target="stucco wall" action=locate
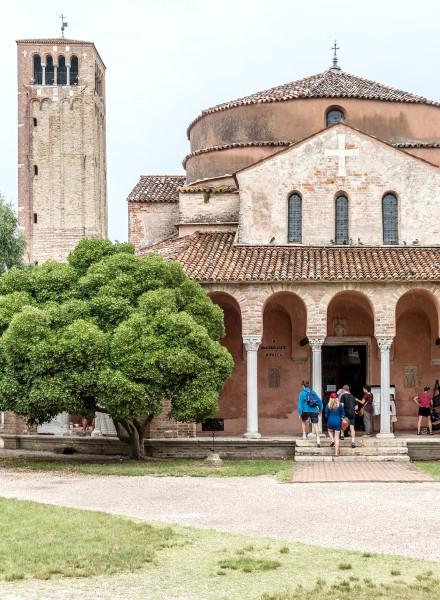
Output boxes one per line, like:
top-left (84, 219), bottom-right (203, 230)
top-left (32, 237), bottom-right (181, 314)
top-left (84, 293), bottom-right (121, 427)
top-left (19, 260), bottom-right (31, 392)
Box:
top-left (179, 191), bottom-right (239, 224)
top-left (187, 97), bottom-right (440, 182)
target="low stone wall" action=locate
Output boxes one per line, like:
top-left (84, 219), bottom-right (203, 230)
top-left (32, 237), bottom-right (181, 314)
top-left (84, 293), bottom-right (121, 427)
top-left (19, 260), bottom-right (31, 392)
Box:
top-left (144, 438), bottom-right (296, 460)
top-left (1, 434), bottom-right (130, 456)
top-left (407, 439), bottom-right (440, 461)
top-left (2, 434), bottom-right (439, 461)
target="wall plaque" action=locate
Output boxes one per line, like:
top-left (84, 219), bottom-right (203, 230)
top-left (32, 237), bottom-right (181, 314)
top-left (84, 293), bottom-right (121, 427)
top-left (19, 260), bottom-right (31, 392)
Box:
top-left (268, 367), bottom-right (281, 388)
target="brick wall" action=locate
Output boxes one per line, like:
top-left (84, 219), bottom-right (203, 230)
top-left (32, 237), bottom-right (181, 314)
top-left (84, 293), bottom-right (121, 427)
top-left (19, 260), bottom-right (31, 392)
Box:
top-left (3, 412), bottom-right (37, 435)
top-left (17, 39), bottom-right (107, 264)
top-left (146, 400), bottom-right (196, 438)
top-left (128, 202), bottom-right (179, 251)
top-left (236, 124), bottom-right (440, 246)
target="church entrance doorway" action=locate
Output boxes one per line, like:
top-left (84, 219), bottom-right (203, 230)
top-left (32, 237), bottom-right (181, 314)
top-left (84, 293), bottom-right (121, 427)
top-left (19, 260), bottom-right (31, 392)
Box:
top-left (322, 344), bottom-right (367, 431)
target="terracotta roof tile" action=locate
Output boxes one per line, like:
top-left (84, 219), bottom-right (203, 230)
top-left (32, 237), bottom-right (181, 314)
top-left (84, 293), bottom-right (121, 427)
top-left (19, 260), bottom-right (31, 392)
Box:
top-left (126, 175), bottom-right (185, 204)
top-left (187, 70), bottom-right (439, 137)
top-left (139, 231), bottom-right (440, 282)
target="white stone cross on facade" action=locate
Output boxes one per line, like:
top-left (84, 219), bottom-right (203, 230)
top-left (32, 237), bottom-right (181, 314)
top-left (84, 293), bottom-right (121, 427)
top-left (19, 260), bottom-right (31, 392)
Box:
top-left (22, 50), bottom-right (27, 57)
top-left (82, 52), bottom-right (87, 59)
top-left (325, 133), bottom-right (359, 176)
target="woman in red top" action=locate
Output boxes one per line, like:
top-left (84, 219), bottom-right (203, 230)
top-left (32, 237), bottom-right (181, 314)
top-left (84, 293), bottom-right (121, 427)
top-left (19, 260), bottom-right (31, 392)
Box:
top-left (414, 386), bottom-right (433, 435)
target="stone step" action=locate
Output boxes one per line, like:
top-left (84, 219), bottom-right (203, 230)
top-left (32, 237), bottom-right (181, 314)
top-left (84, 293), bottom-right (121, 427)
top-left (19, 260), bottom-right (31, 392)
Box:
top-left (295, 455), bottom-right (410, 462)
top-left (296, 438), bottom-right (408, 448)
top-left (295, 446), bottom-right (408, 456)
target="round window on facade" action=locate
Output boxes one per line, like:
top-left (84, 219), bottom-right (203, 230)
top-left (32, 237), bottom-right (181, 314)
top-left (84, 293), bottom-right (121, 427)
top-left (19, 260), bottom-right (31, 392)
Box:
top-left (327, 109), bottom-right (344, 127)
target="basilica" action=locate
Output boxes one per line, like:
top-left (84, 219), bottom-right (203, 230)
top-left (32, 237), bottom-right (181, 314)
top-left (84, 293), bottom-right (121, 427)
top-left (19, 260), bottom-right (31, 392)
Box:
top-left (128, 52), bottom-right (440, 438)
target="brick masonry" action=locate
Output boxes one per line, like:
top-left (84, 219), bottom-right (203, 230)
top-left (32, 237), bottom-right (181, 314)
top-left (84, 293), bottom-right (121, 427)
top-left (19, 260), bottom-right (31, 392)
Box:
top-left (236, 124), bottom-right (440, 247)
top-left (17, 39), bottom-right (108, 264)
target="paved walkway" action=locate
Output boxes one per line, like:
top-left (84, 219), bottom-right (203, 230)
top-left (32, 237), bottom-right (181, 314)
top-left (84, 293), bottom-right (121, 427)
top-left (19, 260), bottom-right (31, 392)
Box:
top-left (292, 461), bottom-right (437, 482)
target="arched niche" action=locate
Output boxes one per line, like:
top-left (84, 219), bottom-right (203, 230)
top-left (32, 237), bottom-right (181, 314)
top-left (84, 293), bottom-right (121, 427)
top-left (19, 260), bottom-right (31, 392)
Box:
top-left (203, 292), bottom-right (245, 434)
top-left (393, 290), bottom-right (440, 429)
top-left (326, 290), bottom-right (374, 337)
top-left (259, 292), bottom-right (308, 435)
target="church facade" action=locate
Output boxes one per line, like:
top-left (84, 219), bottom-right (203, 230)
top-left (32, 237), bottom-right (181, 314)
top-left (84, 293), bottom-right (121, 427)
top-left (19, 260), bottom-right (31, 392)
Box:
top-left (128, 56), bottom-right (440, 438)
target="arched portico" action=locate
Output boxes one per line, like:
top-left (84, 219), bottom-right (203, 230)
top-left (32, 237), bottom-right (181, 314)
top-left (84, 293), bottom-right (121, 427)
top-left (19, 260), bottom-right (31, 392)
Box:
top-left (256, 292), bottom-right (308, 435)
top-left (202, 291), bottom-right (246, 435)
top-left (393, 289), bottom-right (440, 430)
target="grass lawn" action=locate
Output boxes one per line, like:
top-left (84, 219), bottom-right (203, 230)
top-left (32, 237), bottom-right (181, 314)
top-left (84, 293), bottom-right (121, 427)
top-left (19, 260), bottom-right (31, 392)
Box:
top-left (0, 455), bottom-right (294, 481)
top-left (0, 497), bottom-right (438, 600)
top-left (413, 461), bottom-right (440, 480)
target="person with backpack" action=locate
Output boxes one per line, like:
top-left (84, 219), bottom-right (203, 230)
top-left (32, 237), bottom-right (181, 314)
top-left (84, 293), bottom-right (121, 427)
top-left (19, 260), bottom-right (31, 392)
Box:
top-left (298, 380), bottom-right (323, 445)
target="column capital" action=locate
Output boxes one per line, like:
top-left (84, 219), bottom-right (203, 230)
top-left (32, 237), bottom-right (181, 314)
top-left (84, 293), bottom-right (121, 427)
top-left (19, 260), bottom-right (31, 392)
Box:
top-left (377, 338), bottom-right (393, 352)
top-left (243, 335), bottom-right (262, 352)
top-left (309, 338), bottom-right (325, 350)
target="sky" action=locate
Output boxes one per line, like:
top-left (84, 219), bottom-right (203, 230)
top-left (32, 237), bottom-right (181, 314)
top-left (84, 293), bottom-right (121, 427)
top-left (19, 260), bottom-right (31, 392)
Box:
top-left (1, 0), bottom-right (440, 243)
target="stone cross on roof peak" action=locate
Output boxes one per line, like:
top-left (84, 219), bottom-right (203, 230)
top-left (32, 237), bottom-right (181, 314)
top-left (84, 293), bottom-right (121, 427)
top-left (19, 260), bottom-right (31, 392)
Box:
top-left (329, 40), bottom-right (341, 73)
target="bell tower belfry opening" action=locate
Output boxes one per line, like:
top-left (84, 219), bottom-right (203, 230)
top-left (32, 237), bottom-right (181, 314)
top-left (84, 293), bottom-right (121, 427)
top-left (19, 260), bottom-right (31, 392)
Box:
top-left (17, 36), bottom-right (108, 264)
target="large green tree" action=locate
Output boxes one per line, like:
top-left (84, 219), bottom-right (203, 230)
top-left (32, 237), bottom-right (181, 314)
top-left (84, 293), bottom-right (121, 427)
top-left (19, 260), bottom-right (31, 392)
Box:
top-left (0, 238), bottom-right (233, 458)
top-left (0, 192), bottom-right (26, 272)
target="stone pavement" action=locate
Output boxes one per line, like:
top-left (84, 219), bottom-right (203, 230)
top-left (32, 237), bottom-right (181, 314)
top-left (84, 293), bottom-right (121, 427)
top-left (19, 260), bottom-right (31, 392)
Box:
top-left (292, 460), bottom-right (437, 482)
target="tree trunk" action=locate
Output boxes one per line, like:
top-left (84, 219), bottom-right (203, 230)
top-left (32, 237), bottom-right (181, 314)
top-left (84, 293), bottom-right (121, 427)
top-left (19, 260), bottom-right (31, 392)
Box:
top-left (113, 416), bottom-right (153, 460)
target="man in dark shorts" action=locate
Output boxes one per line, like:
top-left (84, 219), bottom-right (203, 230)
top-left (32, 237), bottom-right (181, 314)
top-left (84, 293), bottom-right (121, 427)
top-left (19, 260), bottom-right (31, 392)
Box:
top-left (339, 384), bottom-right (357, 448)
top-left (298, 380), bottom-right (323, 446)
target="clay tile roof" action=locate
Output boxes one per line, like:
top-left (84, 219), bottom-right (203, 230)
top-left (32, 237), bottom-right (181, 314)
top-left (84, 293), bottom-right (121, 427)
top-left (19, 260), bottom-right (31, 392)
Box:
top-left (138, 231), bottom-right (440, 282)
top-left (126, 175), bottom-right (186, 204)
top-left (187, 70), bottom-right (439, 137)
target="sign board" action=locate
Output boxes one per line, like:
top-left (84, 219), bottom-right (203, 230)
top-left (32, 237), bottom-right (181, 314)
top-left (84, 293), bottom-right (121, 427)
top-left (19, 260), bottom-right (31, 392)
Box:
top-left (370, 386), bottom-right (395, 416)
top-left (202, 418), bottom-right (224, 432)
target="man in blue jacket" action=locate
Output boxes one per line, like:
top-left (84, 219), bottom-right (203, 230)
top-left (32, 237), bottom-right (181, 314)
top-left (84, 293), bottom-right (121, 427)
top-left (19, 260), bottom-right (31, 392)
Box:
top-left (298, 380), bottom-right (323, 445)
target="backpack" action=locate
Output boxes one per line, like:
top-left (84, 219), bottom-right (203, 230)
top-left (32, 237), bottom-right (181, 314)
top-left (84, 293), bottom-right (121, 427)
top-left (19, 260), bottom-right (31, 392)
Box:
top-left (306, 389), bottom-right (320, 408)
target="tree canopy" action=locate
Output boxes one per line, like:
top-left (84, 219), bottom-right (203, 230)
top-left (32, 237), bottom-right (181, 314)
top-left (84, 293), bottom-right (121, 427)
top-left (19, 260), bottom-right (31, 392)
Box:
top-left (0, 238), bottom-right (233, 458)
top-left (0, 192), bottom-right (26, 272)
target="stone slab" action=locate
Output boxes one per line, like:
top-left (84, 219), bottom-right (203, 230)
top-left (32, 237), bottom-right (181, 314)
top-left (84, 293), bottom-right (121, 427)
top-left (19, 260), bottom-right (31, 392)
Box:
top-left (292, 461), bottom-right (436, 482)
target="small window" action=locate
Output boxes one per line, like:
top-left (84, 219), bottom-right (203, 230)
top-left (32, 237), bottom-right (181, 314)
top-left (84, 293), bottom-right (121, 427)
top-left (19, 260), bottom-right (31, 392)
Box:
top-left (288, 193), bottom-right (302, 242)
top-left (327, 109), bottom-right (344, 127)
top-left (70, 56), bottom-right (79, 85)
top-left (33, 118), bottom-right (37, 126)
top-left (46, 55), bottom-right (54, 85)
top-left (383, 193), bottom-right (398, 244)
top-left (33, 55), bottom-right (42, 84)
top-left (58, 56), bottom-right (67, 85)
top-left (33, 213), bottom-right (38, 224)
top-left (335, 195), bottom-right (348, 244)
top-left (34, 165), bottom-right (38, 175)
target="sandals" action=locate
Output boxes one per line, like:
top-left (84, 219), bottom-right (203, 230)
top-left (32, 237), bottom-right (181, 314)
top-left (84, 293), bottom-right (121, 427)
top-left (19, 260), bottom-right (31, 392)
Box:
top-left (330, 441), bottom-right (335, 447)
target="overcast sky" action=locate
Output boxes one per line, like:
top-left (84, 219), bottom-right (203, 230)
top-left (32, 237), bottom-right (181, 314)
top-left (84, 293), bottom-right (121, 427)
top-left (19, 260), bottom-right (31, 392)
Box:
top-left (1, 0), bottom-right (440, 242)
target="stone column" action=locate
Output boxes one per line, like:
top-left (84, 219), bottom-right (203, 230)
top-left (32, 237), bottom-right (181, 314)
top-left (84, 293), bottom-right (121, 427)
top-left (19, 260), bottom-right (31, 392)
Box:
top-left (66, 65), bottom-right (70, 85)
top-left (91, 411), bottom-right (103, 437)
top-left (376, 338), bottom-right (394, 438)
top-left (54, 66), bottom-right (58, 85)
top-left (42, 65), bottom-right (46, 86)
top-left (309, 338), bottom-right (325, 436)
top-left (243, 335), bottom-right (262, 439)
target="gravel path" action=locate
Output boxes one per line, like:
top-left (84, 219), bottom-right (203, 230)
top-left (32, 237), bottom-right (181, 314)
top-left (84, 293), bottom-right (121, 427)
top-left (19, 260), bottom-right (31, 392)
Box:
top-left (1, 469), bottom-right (440, 560)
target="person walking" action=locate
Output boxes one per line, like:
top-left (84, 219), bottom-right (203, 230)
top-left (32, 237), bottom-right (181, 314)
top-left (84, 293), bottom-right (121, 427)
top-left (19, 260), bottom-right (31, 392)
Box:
top-left (339, 384), bottom-right (358, 448)
top-left (358, 385), bottom-right (374, 437)
top-left (414, 386), bottom-right (433, 435)
top-left (325, 392), bottom-right (345, 457)
top-left (390, 393), bottom-right (397, 434)
top-left (298, 380), bottom-right (323, 446)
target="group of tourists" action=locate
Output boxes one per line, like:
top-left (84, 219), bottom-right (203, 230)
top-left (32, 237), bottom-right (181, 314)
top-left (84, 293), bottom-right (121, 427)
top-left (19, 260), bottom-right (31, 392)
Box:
top-left (299, 380), bottom-right (436, 457)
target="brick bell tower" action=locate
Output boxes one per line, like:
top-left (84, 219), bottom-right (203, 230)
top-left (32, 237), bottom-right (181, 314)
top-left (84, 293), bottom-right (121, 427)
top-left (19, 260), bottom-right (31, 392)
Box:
top-left (17, 37), bottom-right (108, 264)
